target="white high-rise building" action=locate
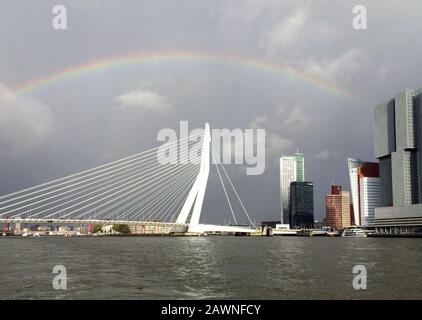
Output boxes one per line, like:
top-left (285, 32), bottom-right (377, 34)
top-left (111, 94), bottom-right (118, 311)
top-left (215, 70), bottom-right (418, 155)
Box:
top-left (280, 153), bottom-right (304, 224)
top-left (348, 159), bottom-right (362, 226)
top-left (347, 158), bottom-right (380, 226)
top-left (360, 177), bottom-right (381, 225)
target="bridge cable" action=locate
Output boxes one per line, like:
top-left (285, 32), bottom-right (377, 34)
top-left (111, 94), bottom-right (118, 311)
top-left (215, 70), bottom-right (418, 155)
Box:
top-left (210, 144), bottom-right (254, 226)
top-left (141, 169), bottom-right (199, 222)
top-left (113, 166), bottom-right (199, 222)
top-left (20, 151), bottom-right (200, 219)
top-left (80, 164), bottom-right (199, 221)
top-left (98, 165), bottom-right (198, 221)
top-left (4, 147), bottom-right (199, 219)
top-left (0, 132), bottom-right (202, 204)
top-left (210, 145), bottom-right (237, 225)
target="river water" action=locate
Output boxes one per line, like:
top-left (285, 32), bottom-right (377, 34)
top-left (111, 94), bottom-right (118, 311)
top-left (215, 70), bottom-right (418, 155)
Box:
top-left (0, 236), bottom-right (421, 299)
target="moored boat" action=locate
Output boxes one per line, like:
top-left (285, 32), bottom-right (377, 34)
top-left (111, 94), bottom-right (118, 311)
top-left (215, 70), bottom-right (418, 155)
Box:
top-left (341, 228), bottom-right (367, 237)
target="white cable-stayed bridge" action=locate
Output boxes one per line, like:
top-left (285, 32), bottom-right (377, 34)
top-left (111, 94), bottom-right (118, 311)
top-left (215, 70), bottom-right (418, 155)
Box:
top-left (0, 123), bottom-right (256, 234)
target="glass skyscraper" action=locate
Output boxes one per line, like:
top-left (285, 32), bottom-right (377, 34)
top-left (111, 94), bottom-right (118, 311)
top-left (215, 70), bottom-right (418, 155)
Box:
top-left (289, 181), bottom-right (314, 228)
top-left (295, 153), bottom-right (304, 181)
top-left (280, 152), bottom-right (304, 224)
top-left (373, 87), bottom-right (422, 233)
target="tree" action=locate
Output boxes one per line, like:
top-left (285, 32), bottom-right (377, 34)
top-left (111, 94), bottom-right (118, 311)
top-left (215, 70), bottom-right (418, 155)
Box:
top-left (112, 224), bottom-right (131, 235)
top-left (92, 224), bottom-right (103, 234)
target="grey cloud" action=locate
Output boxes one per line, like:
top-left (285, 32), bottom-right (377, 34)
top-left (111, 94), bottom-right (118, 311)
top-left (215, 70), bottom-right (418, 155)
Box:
top-left (314, 150), bottom-right (338, 160)
top-left (0, 84), bottom-right (55, 157)
top-left (1, 0), bottom-right (422, 222)
top-left (282, 108), bottom-right (311, 128)
top-left (116, 88), bottom-right (171, 111)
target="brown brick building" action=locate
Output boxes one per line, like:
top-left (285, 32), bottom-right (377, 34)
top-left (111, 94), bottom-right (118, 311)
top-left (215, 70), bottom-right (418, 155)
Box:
top-left (325, 185), bottom-right (351, 229)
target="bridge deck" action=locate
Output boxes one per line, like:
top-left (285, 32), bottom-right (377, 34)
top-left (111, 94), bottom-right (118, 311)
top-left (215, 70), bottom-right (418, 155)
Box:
top-left (0, 219), bottom-right (256, 234)
top-left (0, 218), bottom-right (182, 226)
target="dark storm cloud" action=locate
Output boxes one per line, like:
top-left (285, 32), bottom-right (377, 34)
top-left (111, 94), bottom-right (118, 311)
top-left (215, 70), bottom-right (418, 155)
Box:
top-left (1, 0), bottom-right (422, 223)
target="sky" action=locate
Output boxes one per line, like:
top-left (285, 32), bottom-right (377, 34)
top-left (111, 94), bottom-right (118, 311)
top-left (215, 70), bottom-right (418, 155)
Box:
top-left (1, 0), bottom-right (422, 224)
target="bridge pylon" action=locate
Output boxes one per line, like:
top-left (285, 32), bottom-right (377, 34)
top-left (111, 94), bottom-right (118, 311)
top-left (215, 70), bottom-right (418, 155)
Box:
top-left (175, 123), bottom-right (211, 233)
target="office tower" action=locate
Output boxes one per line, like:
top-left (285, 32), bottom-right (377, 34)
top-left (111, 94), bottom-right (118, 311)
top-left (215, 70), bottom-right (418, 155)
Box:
top-left (373, 87), bottom-right (422, 233)
top-left (360, 177), bottom-right (380, 225)
top-left (331, 185), bottom-right (342, 194)
top-left (348, 159), bottom-right (380, 226)
top-left (326, 194), bottom-right (341, 229)
top-left (350, 204), bottom-right (355, 225)
top-left (348, 159), bottom-right (361, 223)
top-left (289, 181), bottom-right (314, 228)
top-left (279, 152), bottom-right (305, 224)
top-left (295, 153), bottom-right (305, 181)
top-left (325, 186), bottom-right (351, 229)
top-left (341, 191), bottom-right (351, 227)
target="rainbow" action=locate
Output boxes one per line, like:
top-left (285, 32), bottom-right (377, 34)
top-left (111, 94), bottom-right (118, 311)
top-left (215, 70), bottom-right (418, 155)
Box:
top-left (11, 50), bottom-right (353, 98)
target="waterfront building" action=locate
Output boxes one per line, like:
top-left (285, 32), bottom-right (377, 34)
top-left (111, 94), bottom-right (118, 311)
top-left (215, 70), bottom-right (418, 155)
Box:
top-left (128, 223), bottom-right (173, 234)
top-left (279, 152), bottom-right (304, 224)
top-left (348, 159), bottom-right (360, 223)
top-left (373, 87), bottom-right (422, 233)
top-left (325, 185), bottom-right (351, 229)
top-left (275, 224), bottom-right (290, 230)
top-left (295, 152), bottom-right (305, 181)
top-left (261, 221), bottom-right (280, 229)
top-left (360, 177), bottom-right (381, 225)
top-left (341, 191), bottom-right (351, 228)
top-left (348, 159), bottom-right (380, 226)
top-left (289, 181), bottom-right (314, 228)
top-left (350, 203), bottom-right (355, 225)
top-left (326, 194), bottom-right (341, 229)
top-left (331, 185), bottom-right (342, 195)
top-left (313, 220), bottom-right (324, 229)
top-left (38, 226), bottom-right (52, 232)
